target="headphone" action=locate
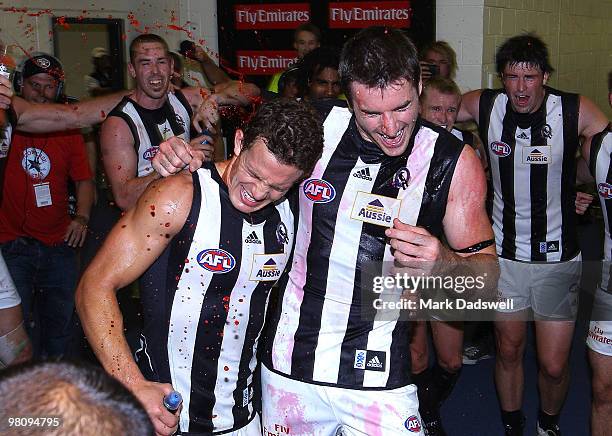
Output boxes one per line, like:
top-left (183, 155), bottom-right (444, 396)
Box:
top-left (14, 53), bottom-right (65, 102)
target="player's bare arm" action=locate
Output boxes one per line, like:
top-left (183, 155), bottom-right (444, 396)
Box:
top-left (76, 172), bottom-right (192, 435)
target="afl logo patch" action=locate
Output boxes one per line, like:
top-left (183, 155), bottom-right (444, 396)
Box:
top-left (598, 183), bottom-right (612, 199)
top-left (404, 415), bottom-right (422, 432)
top-left (197, 249), bottom-right (236, 273)
top-left (303, 179), bottom-right (336, 203)
top-left (142, 147), bottom-right (159, 161)
top-left (490, 141), bottom-right (511, 157)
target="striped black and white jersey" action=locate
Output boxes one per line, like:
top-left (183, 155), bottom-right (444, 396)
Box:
top-left (478, 87), bottom-right (580, 262)
top-left (451, 127), bottom-right (474, 146)
top-left (590, 124), bottom-right (612, 290)
top-left (108, 91), bottom-right (192, 177)
top-left (263, 105), bottom-right (464, 390)
top-left (134, 163), bottom-right (295, 433)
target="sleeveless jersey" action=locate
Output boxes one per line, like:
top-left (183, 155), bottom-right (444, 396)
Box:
top-left (263, 104), bottom-right (464, 390)
top-left (478, 87), bottom-right (580, 262)
top-left (134, 163), bottom-right (295, 433)
top-left (108, 91), bottom-right (192, 176)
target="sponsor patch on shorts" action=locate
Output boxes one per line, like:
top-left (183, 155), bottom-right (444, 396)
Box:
top-left (354, 349), bottom-right (386, 371)
top-left (404, 415), bottom-right (422, 432)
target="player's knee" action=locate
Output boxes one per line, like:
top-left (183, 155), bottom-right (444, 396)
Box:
top-left (496, 339), bottom-right (522, 366)
top-left (592, 375), bottom-right (612, 406)
top-left (437, 353), bottom-right (462, 373)
top-left (539, 359), bottom-right (568, 382)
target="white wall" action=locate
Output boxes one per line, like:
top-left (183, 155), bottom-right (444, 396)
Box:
top-left (0, 0), bottom-right (221, 90)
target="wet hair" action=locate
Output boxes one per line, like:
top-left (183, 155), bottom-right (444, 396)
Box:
top-left (241, 98), bottom-right (323, 177)
top-left (421, 77), bottom-right (461, 102)
top-left (299, 46), bottom-right (340, 90)
top-left (421, 40), bottom-right (458, 79)
top-left (129, 33), bottom-right (169, 64)
top-left (0, 361), bottom-right (153, 436)
top-left (293, 23), bottom-right (321, 44)
top-left (339, 26), bottom-right (420, 101)
top-left (495, 33), bottom-right (554, 76)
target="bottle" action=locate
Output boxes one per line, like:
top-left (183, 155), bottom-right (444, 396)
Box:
top-left (0, 42), bottom-right (15, 82)
top-left (163, 390), bottom-right (183, 412)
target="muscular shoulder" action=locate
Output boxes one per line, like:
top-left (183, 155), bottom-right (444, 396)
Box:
top-left (135, 171), bottom-right (194, 228)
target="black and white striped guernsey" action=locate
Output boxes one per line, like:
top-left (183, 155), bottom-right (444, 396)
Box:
top-left (108, 91), bottom-right (192, 177)
top-left (478, 87), bottom-right (580, 262)
top-left (590, 124), bottom-right (612, 289)
top-left (134, 163), bottom-right (296, 433)
top-left (263, 104), bottom-right (464, 390)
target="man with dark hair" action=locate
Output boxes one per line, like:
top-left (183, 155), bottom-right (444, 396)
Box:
top-left (459, 33), bottom-right (609, 436)
top-left (299, 46), bottom-right (342, 101)
top-left (156, 26), bottom-right (498, 436)
top-left (77, 98), bottom-right (324, 436)
top-left (0, 360), bottom-right (153, 436)
top-left (103, 33), bottom-right (259, 211)
top-left (267, 22), bottom-right (322, 93)
top-left (582, 71), bottom-right (612, 436)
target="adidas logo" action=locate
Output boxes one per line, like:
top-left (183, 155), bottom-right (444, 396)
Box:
top-left (353, 167), bottom-right (372, 181)
top-left (516, 131), bottom-right (530, 140)
top-left (366, 355), bottom-right (383, 368)
top-left (244, 231), bottom-right (261, 244)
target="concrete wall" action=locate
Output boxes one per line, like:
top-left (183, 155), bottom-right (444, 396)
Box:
top-left (436, 0), bottom-right (612, 117)
top-left (482, 0), bottom-right (612, 117)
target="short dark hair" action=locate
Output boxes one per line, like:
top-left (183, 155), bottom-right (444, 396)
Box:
top-left (421, 77), bottom-right (461, 102)
top-left (0, 361), bottom-right (154, 436)
top-left (339, 26), bottom-right (420, 101)
top-left (495, 33), bottom-right (554, 76)
top-left (299, 46), bottom-right (340, 87)
top-left (293, 23), bottom-right (321, 43)
top-left (421, 40), bottom-right (458, 79)
top-left (241, 98), bottom-right (323, 177)
top-left (169, 51), bottom-right (183, 72)
top-left (129, 34), bottom-right (169, 64)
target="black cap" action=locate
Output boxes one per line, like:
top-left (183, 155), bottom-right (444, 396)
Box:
top-left (179, 40), bottom-right (195, 57)
top-left (22, 55), bottom-right (64, 82)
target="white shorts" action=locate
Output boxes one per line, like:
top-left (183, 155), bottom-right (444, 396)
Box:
top-left (0, 253), bottom-right (20, 310)
top-left (497, 254), bottom-right (581, 318)
top-left (587, 286), bottom-right (612, 356)
top-left (261, 365), bottom-right (424, 436)
top-left (179, 412), bottom-right (261, 436)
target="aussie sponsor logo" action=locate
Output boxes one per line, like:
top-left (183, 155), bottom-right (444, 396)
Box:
top-left (236, 51), bottom-right (297, 75)
top-left (329, 1), bottom-right (411, 28)
top-left (522, 146), bottom-right (551, 164)
top-left (350, 192), bottom-right (401, 228)
top-left (197, 248), bottom-right (236, 273)
top-left (235, 3), bottom-right (310, 29)
top-left (143, 146), bottom-right (159, 161)
top-left (598, 182), bottom-right (612, 199)
top-left (250, 254), bottom-right (286, 281)
top-left (490, 141), bottom-right (511, 157)
top-left (354, 349), bottom-right (386, 371)
top-left (303, 178), bottom-right (336, 203)
top-left (404, 415), bottom-right (422, 432)
top-left (539, 240), bottom-right (559, 254)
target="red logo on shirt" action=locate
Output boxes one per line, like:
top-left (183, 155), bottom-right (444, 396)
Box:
top-left (303, 179), bottom-right (336, 203)
top-left (197, 249), bottom-right (236, 273)
top-left (490, 141), bottom-right (511, 157)
top-left (404, 415), bottom-right (422, 432)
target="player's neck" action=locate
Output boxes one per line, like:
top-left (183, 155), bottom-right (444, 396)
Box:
top-left (131, 88), bottom-right (167, 110)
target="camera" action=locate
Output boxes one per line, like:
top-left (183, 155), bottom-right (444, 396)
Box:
top-left (426, 63), bottom-right (439, 77)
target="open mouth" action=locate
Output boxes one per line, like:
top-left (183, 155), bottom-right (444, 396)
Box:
top-left (240, 185), bottom-right (259, 207)
top-left (379, 128), bottom-right (405, 148)
top-left (149, 78), bottom-right (163, 88)
top-left (515, 95), bottom-right (530, 107)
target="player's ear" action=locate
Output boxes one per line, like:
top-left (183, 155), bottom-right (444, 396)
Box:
top-left (233, 129), bottom-right (244, 156)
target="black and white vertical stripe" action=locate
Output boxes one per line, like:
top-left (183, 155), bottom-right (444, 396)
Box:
top-left (265, 107), bottom-right (463, 390)
top-left (136, 164), bottom-right (294, 433)
top-left (479, 87), bottom-right (579, 262)
top-left (590, 125), bottom-right (612, 290)
top-left (108, 91), bottom-right (192, 177)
